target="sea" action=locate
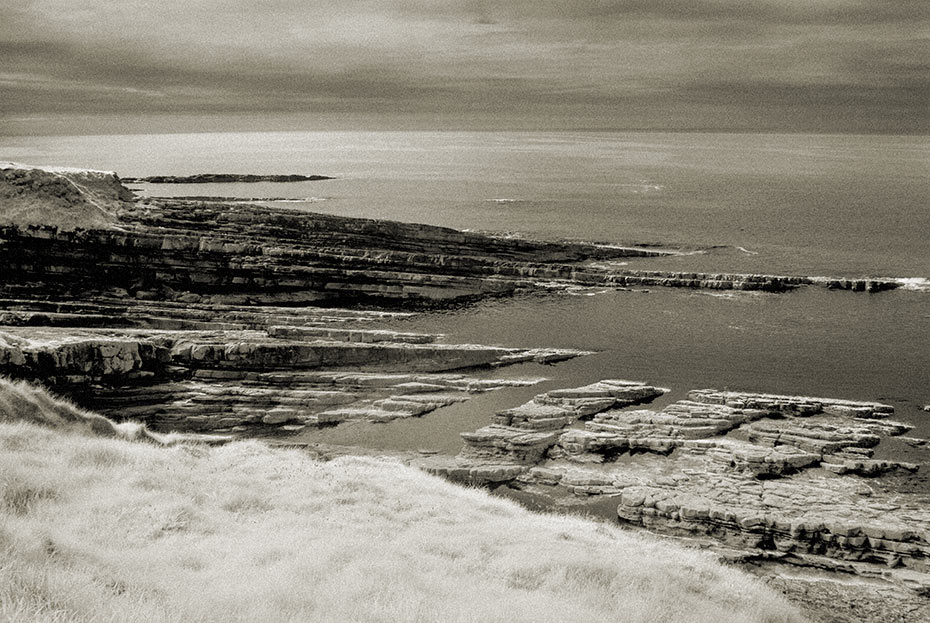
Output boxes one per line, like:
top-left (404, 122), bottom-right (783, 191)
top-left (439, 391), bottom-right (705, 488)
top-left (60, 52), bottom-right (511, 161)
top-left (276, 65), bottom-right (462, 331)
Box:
top-left (2, 131), bottom-right (928, 452)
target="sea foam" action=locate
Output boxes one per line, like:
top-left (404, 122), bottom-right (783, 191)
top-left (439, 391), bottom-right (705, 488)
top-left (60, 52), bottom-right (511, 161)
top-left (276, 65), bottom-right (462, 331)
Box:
top-left (894, 277), bottom-right (930, 292)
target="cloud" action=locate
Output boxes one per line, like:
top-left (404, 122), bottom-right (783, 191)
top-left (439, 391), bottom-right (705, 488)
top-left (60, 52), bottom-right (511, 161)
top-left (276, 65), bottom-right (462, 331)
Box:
top-left (1, 0), bottom-right (927, 131)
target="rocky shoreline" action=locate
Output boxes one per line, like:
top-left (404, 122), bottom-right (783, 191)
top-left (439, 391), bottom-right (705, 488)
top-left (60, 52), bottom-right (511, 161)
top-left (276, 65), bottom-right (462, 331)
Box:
top-left (122, 173), bottom-right (334, 183)
top-left (424, 382), bottom-right (928, 585)
top-left (1, 162), bottom-right (927, 621)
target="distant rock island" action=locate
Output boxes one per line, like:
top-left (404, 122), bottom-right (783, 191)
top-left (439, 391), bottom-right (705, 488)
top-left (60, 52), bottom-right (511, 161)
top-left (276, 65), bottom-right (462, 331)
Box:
top-left (123, 173), bottom-right (334, 183)
top-left (143, 195), bottom-right (300, 202)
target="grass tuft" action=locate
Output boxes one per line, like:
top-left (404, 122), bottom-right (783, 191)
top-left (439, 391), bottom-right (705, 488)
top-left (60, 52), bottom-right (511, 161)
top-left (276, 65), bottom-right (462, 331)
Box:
top-left (0, 380), bottom-right (808, 623)
top-left (68, 444), bottom-right (130, 468)
top-left (221, 493), bottom-right (272, 515)
top-left (0, 468), bottom-right (59, 515)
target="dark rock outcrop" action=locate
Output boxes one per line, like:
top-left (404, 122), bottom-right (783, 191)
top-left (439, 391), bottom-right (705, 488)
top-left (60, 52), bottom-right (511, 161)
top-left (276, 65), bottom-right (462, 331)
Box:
top-left (0, 198), bottom-right (676, 308)
top-left (123, 173), bottom-right (333, 183)
top-left (146, 196), bottom-right (299, 202)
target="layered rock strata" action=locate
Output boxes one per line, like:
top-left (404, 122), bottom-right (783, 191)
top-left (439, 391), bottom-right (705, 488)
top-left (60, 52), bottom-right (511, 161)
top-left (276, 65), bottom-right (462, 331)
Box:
top-left (2, 164), bottom-right (899, 436)
top-left (0, 205), bottom-right (667, 307)
top-left (593, 271), bottom-right (899, 293)
top-left (0, 165), bottom-right (905, 305)
top-left (0, 164), bottom-right (663, 432)
top-left (430, 382), bottom-right (929, 595)
top-left (451, 380), bottom-right (669, 481)
top-left (2, 163), bottom-right (926, 617)
top-left (0, 314), bottom-right (582, 432)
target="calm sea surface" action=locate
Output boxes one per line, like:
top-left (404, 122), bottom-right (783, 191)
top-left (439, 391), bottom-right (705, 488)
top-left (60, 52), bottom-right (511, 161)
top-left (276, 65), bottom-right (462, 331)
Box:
top-left (4, 131), bottom-right (929, 276)
top-left (2, 131), bottom-right (928, 448)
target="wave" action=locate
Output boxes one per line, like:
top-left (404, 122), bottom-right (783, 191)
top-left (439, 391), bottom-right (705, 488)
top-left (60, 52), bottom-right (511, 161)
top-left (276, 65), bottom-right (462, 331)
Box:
top-left (695, 291), bottom-right (765, 300)
top-left (617, 181), bottom-right (664, 194)
top-left (534, 282), bottom-right (613, 297)
top-left (489, 231), bottom-right (530, 240)
top-left (894, 277), bottom-right (930, 292)
top-left (587, 260), bottom-right (630, 270)
top-left (271, 197), bottom-right (328, 203)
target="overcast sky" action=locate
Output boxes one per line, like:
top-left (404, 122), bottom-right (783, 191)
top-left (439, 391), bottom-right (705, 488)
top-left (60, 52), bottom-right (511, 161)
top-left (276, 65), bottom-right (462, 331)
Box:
top-left (2, 0), bottom-right (927, 133)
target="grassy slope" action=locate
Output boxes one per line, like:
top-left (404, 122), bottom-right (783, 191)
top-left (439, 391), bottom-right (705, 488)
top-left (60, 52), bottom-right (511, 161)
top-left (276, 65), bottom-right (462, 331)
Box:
top-left (0, 165), bottom-right (126, 231)
top-left (0, 391), bottom-right (804, 623)
top-left (0, 378), bottom-right (151, 440)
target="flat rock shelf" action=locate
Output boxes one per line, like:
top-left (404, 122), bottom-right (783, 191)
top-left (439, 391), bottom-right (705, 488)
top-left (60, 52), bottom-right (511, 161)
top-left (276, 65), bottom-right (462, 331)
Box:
top-left (1, 162), bottom-right (927, 622)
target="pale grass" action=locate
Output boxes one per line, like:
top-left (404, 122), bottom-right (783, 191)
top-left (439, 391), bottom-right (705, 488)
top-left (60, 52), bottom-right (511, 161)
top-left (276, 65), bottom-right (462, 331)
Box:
top-left (0, 394), bottom-right (807, 623)
top-left (0, 378), bottom-right (154, 442)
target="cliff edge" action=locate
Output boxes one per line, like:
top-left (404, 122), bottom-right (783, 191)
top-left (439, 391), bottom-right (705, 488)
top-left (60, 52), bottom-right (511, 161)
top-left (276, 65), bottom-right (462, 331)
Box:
top-left (0, 162), bottom-right (134, 231)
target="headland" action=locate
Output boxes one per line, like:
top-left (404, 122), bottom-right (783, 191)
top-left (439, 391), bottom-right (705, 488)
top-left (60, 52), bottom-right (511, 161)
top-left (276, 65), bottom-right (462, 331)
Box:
top-left (1, 162), bottom-right (927, 621)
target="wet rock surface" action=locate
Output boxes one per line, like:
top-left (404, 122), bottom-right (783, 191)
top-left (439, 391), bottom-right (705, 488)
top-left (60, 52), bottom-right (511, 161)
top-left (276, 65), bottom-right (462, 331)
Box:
top-left (426, 381), bottom-right (930, 605)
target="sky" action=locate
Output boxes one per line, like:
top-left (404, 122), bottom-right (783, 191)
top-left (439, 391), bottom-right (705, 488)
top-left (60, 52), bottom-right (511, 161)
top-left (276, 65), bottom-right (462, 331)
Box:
top-left (1, 0), bottom-right (928, 134)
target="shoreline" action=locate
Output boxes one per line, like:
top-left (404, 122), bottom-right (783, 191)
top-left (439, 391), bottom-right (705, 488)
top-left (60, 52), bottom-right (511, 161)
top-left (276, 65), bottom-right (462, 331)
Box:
top-left (1, 162), bottom-right (928, 621)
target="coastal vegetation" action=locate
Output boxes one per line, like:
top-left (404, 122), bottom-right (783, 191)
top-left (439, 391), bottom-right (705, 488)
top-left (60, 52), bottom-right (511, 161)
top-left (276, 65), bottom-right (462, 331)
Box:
top-left (0, 380), bottom-right (803, 623)
top-left (1, 162), bottom-right (926, 620)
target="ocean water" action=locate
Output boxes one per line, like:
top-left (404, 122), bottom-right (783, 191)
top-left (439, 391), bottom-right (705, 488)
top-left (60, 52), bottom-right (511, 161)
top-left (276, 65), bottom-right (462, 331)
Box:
top-left (3, 131), bottom-right (929, 277)
top-left (1, 131), bottom-right (928, 450)
top-left (297, 286), bottom-right (930, 456)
